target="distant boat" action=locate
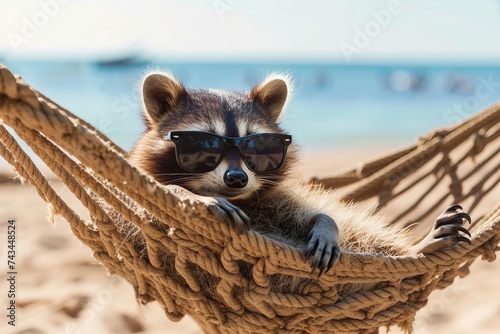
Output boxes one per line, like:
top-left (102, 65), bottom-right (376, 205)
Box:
top-left (381, 70), bottom-right (426, 93)
top-left (446, 73), bottom-right (474, 94)
top-left (314, 70), bottom-right (331, 89)
top-left (96, 55), bottom-right (148, 67)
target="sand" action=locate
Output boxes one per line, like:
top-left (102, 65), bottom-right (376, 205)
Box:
top-left (1, 144), bottom-right (499, 334)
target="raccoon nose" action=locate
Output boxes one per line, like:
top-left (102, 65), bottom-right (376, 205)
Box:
top-left (224, 169), bottom-right (248, 188)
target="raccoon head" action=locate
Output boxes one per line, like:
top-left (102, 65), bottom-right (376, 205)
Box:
top-left (129, 71), bottom-right (297, 201)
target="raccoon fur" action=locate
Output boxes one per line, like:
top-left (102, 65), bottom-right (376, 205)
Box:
top-left (125, 71), bottom-right (471, 295)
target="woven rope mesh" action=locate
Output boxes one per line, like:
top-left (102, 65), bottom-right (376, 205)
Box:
top-left (0, 64), bottom-right (499, 334)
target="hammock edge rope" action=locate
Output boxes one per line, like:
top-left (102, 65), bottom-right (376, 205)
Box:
top-left (0, 64), bottom-right (499, 333)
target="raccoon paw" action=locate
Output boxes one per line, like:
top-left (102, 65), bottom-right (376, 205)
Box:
top-left (305, 214), bottom-right (340, 276)
top-left (413, 204), bottom-right (472, 254)
top-left (206, 197), bottom-right (250, 234)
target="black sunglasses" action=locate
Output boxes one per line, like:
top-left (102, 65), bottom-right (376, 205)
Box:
top-left (167, 131), bottom-right (292, 173)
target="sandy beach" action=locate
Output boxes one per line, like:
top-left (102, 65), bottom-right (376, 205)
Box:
top-left (1, 143), bottom-right (499, 334)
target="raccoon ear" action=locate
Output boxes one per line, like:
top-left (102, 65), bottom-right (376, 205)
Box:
top-left (250, 74), bottom-right (291, 122)
top-left (142, 72), bottom-right (186, 125)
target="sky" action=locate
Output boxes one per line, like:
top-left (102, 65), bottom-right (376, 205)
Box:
top-left (1, 0), bottom-right (500, 63)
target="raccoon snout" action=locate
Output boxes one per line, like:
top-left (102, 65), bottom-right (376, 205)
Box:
top-left (224, 169), bottom-right (248, 188)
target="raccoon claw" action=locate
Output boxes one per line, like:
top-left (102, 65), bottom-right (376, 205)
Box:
top-left (306, 243), bottom-right (340, 277)
top-left (305, 214), bottom-right (340, 276)
top-left (305, 234), bottom-right (340, 277)
top-left (413, 204), bottom-right (472, 254)
top-left (435, 205), bottom-right (471, 227)
top-left (208, 197), bottom-right (250, 234)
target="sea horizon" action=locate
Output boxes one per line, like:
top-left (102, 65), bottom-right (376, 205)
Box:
top-left (1, 58), bottom-right (499, 152)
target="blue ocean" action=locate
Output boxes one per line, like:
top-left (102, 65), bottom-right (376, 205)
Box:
top-left (2, 59), bottom-right (500, 152)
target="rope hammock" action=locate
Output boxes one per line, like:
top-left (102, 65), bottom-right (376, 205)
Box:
top-left (1, 63), bottom-right (499, 333)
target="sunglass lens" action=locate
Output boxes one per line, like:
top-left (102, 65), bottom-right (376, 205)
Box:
top-left (177, 134), bottom-right (224, 171)
top-left (243, 135), bottom-right (285, 172)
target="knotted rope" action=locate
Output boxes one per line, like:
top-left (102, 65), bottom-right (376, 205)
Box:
top-left (1, 64), bottom-right (499, 333)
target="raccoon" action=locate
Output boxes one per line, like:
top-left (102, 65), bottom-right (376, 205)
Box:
top-left (128, 71), bottom-right (472, 283)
